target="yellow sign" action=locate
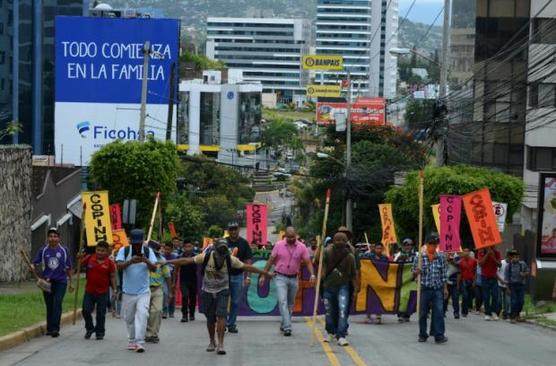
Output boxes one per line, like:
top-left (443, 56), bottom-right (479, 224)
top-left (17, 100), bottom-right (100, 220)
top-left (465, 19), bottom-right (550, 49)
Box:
top-left (432, 204), bottom-right (441, 233)
top-left (82, 191), bottom-right (113, 247)
top-left (378, 203), bottom-right (398, 256)
top-left (306, 84), bottom-right (341, 97)
top-left (302, 55), bottom-right (343, 70)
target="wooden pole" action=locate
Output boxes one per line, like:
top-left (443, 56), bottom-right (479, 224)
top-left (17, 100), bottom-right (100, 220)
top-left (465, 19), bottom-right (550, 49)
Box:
top-left (416, 170), bottom-right (425, 316)
top-left (72, 203), bottom-right (86, 325)
top-left (310, 189), bottom-right (331, 345)
top-left (146, 192), bottom-right (161, 242)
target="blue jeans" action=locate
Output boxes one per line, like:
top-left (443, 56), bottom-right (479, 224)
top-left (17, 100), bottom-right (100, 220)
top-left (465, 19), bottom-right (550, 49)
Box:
top-left (275, 274), bottom-right (299, 331)
top-left (443, 283), bottom-right (460, 316)
top-left (498, 286), bottom-right (510, 317)
top-left (419, 287), bottom-right (445, 340)
top-left (323, 285), bottom-right (350, 338)
top-left (481, 276), bottom-right (499, 316)
top-left (42, 281), bottom-right (67, 333)
top-left (461, 280), bottom-right (474, 315)
top-left (226, 274), bottom-right (244, 329)
top-left (82, 292), bottom-right (109, 336)
top-left (509, 283), bottom-right (525, 319)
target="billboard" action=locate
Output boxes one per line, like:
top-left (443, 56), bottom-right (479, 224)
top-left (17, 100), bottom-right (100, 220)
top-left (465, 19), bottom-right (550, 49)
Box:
top-left (537, 174), bottom-right (556, 257)
top-left (302, 55), bottom-right (343, 71)
top-left (55, 16), bottom-right (180, 165)
top-left (316, 97), bottom-right (386, 126)
top-left (306, 84), bottom-right (341, 98)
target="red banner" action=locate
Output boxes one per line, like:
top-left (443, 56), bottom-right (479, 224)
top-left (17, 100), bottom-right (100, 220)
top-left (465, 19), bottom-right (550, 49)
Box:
top-left (168, 222), bottom-right (177, 238)
top-left (109, 203), bottom-right (122, 230)
top-left (316, 97), bottom-right (386, 125)
top-left (246, 203), bottom-right (268, 246)
top-left (462, 188), bottom-right (502, 249)
top-left (439, 195), bottom-right (462, 252)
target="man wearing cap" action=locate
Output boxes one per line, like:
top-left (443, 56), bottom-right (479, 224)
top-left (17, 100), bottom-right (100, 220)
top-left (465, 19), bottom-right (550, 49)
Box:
top-left (32, 227), bottom-right (73, 337)
top-left (225, 221), bottom-right (253, 333)
top-left (116, 229), bottom-right (158, 353)
top-left (167, 239), bottom-right (273, 355)
top-left (413, 234), bottom-right (448, 344)
top-left (260, 226), bottom-right (316, 336)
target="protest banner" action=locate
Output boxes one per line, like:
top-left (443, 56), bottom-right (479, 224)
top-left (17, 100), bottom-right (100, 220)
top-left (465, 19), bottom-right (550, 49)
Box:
top-left (431, 204), bottom-right (440, 233)
top-left (463, 188), bottom-right (502, 249)
top-left (202, 237), bottom-right (213, 249)
top-left (492, 201), bottom-right (508, 233)
top-left (379, 203), bottom-right (398, 256)
top-left (246, 203), bottom-right (268, 245)
top-left (168, 222), bottom-right (177, 238)
top-left (112, 228), bottom-right (129, 251)
top-left (439, 195), bottom-right (462, 252)
top-left (82, 191), bottom-right (113, 246)
top-left (109, 203), bottom-right (122, 230)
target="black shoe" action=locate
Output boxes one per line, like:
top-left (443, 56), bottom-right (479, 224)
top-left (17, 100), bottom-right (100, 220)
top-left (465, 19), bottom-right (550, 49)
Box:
top-left (152, 336), bottom-right (160, 344)
top-left (283, 329), bottom-right (292, 337)
top-left (189, 314), bottom-right (195, 321)
top-left (454, 314), bottom-right (460, 319)
top-left (435, 336), bottom-right (448, 344)
top-left (398, 317), bottom-right (404, 323)
top-left (145, 336), bottom-right (154, 343)
top-left (227, 327), bottom-right (238, 334)
top-left (51, 332), bottom-right (60, 338)
top-left (84, 330), bottom-right (94, 339)
top-left (45, 331), bottom-right (53, 336)
top-left (162, 314), bottom-right (168, 319)
top-left (181, 316), bottom-right (188, 323)
top-left (418, 336), bottom-right (427, 343)
top-left (96, 335), bottom-right (104, 340)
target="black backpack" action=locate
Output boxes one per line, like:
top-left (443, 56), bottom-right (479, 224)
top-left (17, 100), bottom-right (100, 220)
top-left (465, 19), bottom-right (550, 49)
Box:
top-left (123, 246), bottom-right (152, 261)
top-left (201, 248), bottom-right (232, 286)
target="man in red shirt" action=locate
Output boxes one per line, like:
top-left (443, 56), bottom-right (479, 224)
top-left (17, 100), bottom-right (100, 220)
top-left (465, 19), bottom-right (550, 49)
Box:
top-left (477, 246), bottom-right (501, 321)
top-left (458, 248), bottom-right (477, 317)
top-left (81, 240), bottom-right (117, 340)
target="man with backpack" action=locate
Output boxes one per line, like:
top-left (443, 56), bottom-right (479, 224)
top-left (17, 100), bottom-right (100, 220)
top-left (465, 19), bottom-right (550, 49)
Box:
top-left (167, 238), bottom-right (273, 355)
top-left (313, 232), bottom-right (357, 346)
top-left (32, 227), bottom-right (73, 337)
top-left (115, 229), bottom-right (158, 353)
top-left (80, 240), bottom-right (117, 340)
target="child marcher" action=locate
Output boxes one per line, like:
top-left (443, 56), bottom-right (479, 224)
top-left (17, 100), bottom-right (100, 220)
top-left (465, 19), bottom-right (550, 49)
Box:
top-left (504, 250), bottom-right (530, 323)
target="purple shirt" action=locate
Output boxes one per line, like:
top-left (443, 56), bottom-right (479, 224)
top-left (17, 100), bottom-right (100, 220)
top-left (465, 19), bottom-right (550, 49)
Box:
top-left (271, 239), bottom-right (310, 276)
top-left (32, 245), bottom-right (72, 283)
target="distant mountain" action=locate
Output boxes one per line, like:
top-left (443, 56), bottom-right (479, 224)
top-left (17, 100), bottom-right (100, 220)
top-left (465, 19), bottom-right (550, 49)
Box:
top-left (106, 0), bottom-right (442, 54)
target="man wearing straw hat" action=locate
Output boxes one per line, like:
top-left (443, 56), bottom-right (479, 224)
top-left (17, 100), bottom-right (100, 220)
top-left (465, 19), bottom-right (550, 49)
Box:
top-left (31, 227), bottom-right (74, 338)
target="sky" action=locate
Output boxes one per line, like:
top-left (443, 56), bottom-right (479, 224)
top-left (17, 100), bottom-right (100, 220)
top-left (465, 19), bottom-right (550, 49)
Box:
top-left (399, 0), bottom-right (445, 25)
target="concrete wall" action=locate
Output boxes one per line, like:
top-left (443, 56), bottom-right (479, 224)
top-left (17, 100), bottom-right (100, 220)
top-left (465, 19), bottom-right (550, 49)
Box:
top-left (0, 146), bottom-right (32, 282)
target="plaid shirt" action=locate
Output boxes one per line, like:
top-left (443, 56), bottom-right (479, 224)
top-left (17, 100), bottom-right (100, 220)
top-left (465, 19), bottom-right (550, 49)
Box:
top-left (413, 253), bottom-right (447, 289)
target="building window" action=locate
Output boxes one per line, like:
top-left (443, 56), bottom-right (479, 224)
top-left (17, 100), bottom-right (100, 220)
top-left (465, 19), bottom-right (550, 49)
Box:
top-left (533, 18), bottom-right (556, 44)
top-left (527, 146), bottom-right (556, 171)
top-left (530, 83), bottom-right (556, 108)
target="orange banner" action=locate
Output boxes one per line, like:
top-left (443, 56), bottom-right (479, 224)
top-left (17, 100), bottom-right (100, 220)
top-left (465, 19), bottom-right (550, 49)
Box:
top-left (379, 203), bottom-right (398, 256)
top-left (462, 188), bottom-right (502, 249)
top-left (168, 223), bottom-right (177, 238)
top-left (112, 229), bottom-right (129, 255)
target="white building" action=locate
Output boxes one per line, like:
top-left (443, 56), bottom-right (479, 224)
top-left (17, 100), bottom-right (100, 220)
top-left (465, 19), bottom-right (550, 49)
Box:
top-left (315, 0), bottom-right (398, 98)
top-left (522, 0), bottom-right (556, 232)
top-left (206, 17), bottom-right (310, 104)
top-left (178, 71), bottom-right (263, 167)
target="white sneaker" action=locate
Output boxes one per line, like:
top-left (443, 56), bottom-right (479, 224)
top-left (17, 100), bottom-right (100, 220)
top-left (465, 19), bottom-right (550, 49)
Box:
top-left (323, 333), bottom-right (335, 343)
top-left (337, 337), bottom-right (349, 347)
top-left (484, 315), bottom-right (492, 321)
top-left (491, 314), bottom-right (499, 321)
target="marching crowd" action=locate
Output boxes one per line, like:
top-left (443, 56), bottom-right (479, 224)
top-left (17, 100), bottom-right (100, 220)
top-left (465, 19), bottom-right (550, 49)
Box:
top-left (29, 223), bottom-right (530, 355)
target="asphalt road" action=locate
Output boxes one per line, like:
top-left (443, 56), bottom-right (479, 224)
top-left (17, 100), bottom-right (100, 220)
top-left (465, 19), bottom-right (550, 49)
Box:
top-left (1, 312), bottom-right (554, 366)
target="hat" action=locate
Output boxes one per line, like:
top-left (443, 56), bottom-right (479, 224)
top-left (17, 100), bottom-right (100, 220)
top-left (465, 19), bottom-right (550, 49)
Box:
top-left (425, 233), bottom-right (440, 245)
top-left (508, 249), bottom-right (519, 256)
top-left (47, 227), bottom-right (59, 235)
top-left (402, 238), bottom-right (414, 245)
top-left (215, 238), bottom-right (228, 248)
top-left (129, 229), bottom-right (145, 245)
top-left (227, 221), bottom-right (239, 229)
top-left (335, 226), bottom-right (353, 240)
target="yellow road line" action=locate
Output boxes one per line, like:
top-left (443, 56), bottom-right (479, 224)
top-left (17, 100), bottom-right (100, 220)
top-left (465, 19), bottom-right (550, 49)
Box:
top-left (317, 317), bottom-right (368, 366)
top-left (305, 317), bottom-right (341, 366)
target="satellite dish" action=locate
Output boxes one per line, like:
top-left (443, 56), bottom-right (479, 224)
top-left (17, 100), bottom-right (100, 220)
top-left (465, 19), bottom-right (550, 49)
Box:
top-left (94, 3), bottom-right (113, 10)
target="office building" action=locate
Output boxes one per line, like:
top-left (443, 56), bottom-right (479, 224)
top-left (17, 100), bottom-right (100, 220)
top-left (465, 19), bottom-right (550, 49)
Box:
top-left (315, 0), bottom-right (398, 98)
top-left (206, 17), bottom-right (310, 104)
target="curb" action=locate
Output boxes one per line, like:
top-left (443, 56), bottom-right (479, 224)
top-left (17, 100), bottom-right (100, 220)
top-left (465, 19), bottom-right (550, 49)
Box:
top-left (525, 317), bottom-right (556, 331)
top-left (0, 309), bottom-right (82, 352)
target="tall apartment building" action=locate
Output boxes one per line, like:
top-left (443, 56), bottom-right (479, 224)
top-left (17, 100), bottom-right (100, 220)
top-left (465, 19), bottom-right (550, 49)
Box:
top-left (315, 0), bottom-right (398, 98)
top-left (206, 17), bottom-right (311, 104)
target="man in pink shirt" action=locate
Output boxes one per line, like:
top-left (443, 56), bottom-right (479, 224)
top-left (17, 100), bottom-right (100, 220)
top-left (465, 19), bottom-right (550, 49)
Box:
top-left (260, 227), bottom-right (315, 336)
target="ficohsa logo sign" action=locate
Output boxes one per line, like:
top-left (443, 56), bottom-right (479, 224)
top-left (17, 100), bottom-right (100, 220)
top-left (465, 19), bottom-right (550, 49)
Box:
top-left (76, 121), bottom-right (154, 141)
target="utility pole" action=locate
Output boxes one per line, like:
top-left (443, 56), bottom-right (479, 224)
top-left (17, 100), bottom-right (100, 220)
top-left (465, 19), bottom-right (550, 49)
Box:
top-left (165, 62), bottom-right (176, 141)
top-left (138, 41), bottom-right (151, 142)
top-left (345, 70), bottom-right (353, 231)
top-left (438, 0), bottom-right (451, 165)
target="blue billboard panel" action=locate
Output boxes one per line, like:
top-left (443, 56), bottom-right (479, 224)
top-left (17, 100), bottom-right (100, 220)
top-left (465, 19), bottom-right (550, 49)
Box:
top-left (55, 16), bottom-right (179, 104)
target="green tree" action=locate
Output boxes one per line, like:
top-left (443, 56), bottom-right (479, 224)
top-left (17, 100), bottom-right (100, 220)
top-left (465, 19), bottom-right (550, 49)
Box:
top-left (165, 193), bottom-right (205, 239)
top-left (260, 118), bottom-right (303, 160)
top-left (89, 139), bottom-right (179, 228)
top-left (385, 165), bottom-right (524, 243)
top-left (179, 52), bottom-right (225, 72)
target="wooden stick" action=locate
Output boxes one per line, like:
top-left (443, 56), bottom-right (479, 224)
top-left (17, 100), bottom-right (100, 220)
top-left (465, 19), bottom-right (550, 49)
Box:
top-left (310, 189), bottom-right (331, 345)
top-left (19, 248), bottom-right (40, 281)
top-left (72, 203), bottom-right (86, 325)
top-left (146, 192), bottom-right (161, 242)
top-left (416, 170), bottom-right (425, 316)
top-left (364, 232), bottom-right (371, 252)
